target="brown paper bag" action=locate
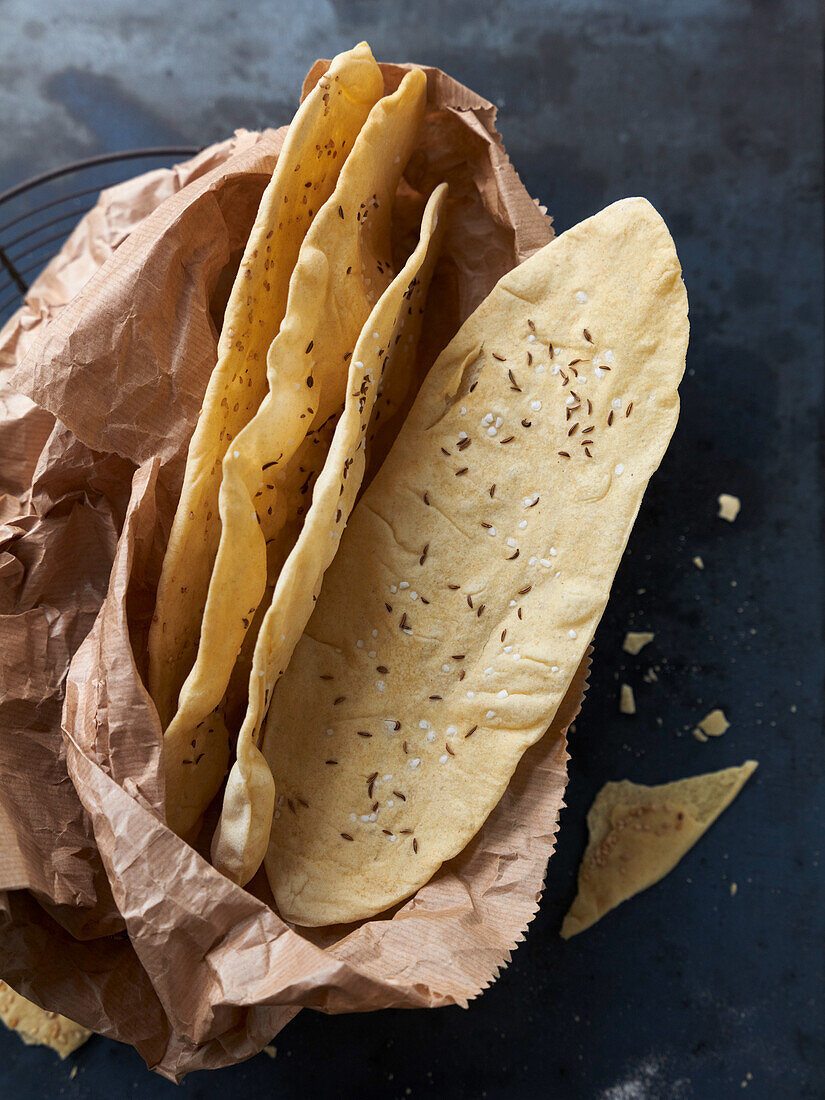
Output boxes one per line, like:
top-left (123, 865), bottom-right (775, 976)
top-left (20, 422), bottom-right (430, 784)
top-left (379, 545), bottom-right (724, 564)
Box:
top-left (0, 63), bottom-right (583, 1081)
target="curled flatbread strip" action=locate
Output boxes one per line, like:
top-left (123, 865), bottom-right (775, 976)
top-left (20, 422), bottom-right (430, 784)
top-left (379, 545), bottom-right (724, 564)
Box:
top-left (148, 42), bottom-right (383, 728)
top-left (0, 980), bottom-right (90, 1058)
top-left (164, 69), bottom-right (429, 836)
top-left (561, 761), bottom-right (758, 938)
top-left (212, 183), bottom-right (448, 885)
top-left (263, 197), bottom-right (689, 926)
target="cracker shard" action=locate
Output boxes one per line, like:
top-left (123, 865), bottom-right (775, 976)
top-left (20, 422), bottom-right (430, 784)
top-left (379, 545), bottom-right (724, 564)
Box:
top-left (262, 196), bottom-right (689, 927)
top-left (0, 981), bottom-right (91, 1058)
top-left (561, 761), bottom-right (758, 938)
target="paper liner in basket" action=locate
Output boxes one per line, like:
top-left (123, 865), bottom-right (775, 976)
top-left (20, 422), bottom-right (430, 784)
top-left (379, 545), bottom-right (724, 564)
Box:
top-left (0, 62), bottom-right (583, 1081)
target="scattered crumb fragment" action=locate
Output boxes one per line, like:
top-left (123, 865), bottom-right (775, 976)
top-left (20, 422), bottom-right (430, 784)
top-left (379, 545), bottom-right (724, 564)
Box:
top-left (697, 708), bottom-right (730, 738)
top-left (717, 494), bottom-right (741, 522)
top-left (69, 1067), bottom-right (78, 1080)
top-left (730, 882), bottom-right (738, 897)
top-left (561, 761), bottom-right (758, 937)
top-left (623, 631), bottom-right (655, 656)
top-left (643, 668), bottom-right (658, 684)
top-left (692, 727), bottom-right (708, 742)
top-left (619, 684), bottom-right (636, 714)
top-left (693, 555), bottom-right (704, 569)
top-left (263, 1045), bottom-right (277, 1059)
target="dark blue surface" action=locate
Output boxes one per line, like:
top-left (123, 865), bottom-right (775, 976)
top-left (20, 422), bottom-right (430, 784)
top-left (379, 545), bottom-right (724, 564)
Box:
top-left (1, 1), bottom-right (823, 1096)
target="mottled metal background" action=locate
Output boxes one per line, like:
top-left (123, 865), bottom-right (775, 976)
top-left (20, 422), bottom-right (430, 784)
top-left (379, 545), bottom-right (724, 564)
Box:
top-left (1, 1), bottom-right (822, 1097)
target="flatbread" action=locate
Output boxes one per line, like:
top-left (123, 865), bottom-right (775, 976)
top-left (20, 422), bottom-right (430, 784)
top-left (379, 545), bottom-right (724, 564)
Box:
top-left (164, 69), bottom-right (429, 837)
top-left (262, 196), bottom-right (690, 925)
top-left (561, 761), bottom-right (758, 938)
top-left (148, 42), bottom-right (383, 728)
top-left (211, 182), bottom-right (448, 884)
top-left (0, 980), bottom-right (90, 1058)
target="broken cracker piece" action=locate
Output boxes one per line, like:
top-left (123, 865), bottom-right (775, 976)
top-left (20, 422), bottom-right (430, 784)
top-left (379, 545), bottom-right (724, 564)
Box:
top-left (561, 760), bottom-right (758, 937)
top-left (0, 981), bottom-right (90, 1058)
top-left (619, 683), bottom-right (636, 714)
top-left (697, 708), bottom-right (730, 738)
top-left (623, 631), bottom-right (654, 656)
top-left (717, 494), bottom-right (740, 522)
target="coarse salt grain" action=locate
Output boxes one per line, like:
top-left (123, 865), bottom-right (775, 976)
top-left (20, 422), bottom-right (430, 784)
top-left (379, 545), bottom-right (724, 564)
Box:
top-left (419, 720), bottom-right (430, 729)
top-left (467, 690), bottom-right (475, 699)
top-left (439, 754), bottom-right (449, 764)
top-left (575, 290), bottom-right (588, 303)
top-left (507, 537), bottom-right (517, 547)
top-left (615, 464), bottom-right (625, 476)
top-left (519, 519), bottom-right (528, 529)
top-left (488, 426), bottom-right (498, 436)
top-left (409, 758), bottom-right (421, 768)
top-left (530, 400), bottom-right (542, 411)
top-left (427, 730), bottom-right (436, 742)
top-left (376, 681), bottom-right (386, 691)
top-left (399, 581), bottom-right (409, 589)
top-left (568, 630), bottom-right (577, 639)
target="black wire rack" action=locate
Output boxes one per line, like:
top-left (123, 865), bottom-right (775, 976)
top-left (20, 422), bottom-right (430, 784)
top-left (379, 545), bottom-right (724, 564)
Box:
top-left (0, 147), bottom-right (201, 326)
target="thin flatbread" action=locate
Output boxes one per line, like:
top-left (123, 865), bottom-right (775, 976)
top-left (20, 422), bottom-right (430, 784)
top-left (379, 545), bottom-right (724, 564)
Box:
top-left (0, 980), bottom-right (90, 1058)
top-left (561, 761), bottom-right (758, 938)
top-left (164, 69), bottom-right (429, 836)
top-left (263, 197), bottom-right (689, 926)
top-left (212, 183), bottom-right (448, 884)
top-left (148, 43), bottom-right (383, 728)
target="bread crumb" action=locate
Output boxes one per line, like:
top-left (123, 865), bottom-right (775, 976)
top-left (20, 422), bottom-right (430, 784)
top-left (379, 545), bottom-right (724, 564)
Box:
top-left (262, 1045), bottom-right (277, 1059)
top-left (693, 555), bottom-right (704, 569)
top-left (619, 683), bottom-right (636, 715)
top-left (643, 668), bottom-right (658, 683)
top-left (717, 494), bottom-right (741, 522)
top-left (623, 631), bottom-right (654, 656)
top-left (692, 727), bottom-right (708, 742)
top-left (730, 882), bottom-right (738, 897)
